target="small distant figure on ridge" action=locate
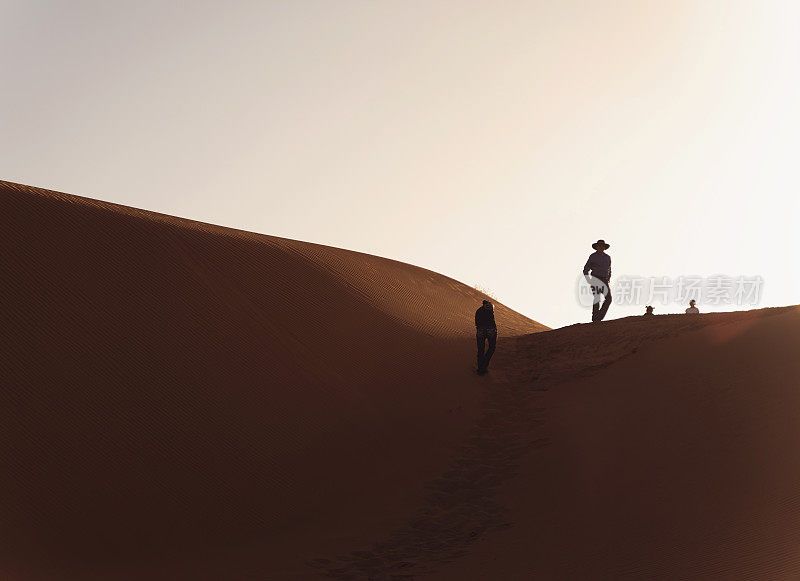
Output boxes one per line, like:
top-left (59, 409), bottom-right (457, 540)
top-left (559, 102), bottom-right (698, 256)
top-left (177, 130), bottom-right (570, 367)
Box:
top-left (475, 300), bottom-right (497, 376)
top-left (583, 239), bottom-right (612, 322)
top-left (644, 305), bottom-right (655, 316)
top-left (685, 299), bottom-right (700, 314)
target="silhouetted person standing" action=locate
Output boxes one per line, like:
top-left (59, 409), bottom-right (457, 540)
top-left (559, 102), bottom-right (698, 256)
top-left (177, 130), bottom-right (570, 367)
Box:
top-left (583, 239), bottom-right (612, 322)
top-left (475, 300), bottom-right (497, 375)
top-left (685, 299), bottom-right (699, 314)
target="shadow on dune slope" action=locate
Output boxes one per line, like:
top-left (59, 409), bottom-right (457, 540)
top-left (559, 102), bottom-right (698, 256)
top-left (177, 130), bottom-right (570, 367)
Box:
top-left (0, 180), bottom-right (545, 580)
top-left (431, 306), bottom-right (800, 580)
top-left (317, 308), bottom-right (798, 580)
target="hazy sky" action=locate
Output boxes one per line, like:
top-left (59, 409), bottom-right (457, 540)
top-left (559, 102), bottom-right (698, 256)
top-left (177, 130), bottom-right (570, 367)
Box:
top-left (3, 1), bottom-right (798, 328)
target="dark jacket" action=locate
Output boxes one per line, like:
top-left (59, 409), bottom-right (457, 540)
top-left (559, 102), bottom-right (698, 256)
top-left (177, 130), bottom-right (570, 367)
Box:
top-left (583, 251), bottom-right (611, 280)
top-left (475, 306), bottom-right (496, 330)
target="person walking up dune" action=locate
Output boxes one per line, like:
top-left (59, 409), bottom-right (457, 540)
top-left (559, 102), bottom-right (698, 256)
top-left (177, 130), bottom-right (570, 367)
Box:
top-left (475, 300), bottom-right (497, 375)
top-left (685, 299), bottom-right (699, 314)
top-left (583, 239), bottom-right (612, 322)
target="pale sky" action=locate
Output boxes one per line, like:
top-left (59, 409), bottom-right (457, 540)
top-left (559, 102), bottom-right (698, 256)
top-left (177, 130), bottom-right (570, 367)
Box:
top-left (3, 1), bottom-right (799, 328)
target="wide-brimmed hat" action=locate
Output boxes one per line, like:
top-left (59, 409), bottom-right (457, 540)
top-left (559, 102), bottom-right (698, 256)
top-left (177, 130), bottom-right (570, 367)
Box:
top-left (592, 239), bottom-right (610, 250)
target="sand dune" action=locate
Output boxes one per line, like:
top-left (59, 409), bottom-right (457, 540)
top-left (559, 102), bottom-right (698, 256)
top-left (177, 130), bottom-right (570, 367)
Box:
top-left (428, 306), bottom-right (800, 580)
top-left (0, 180), bottom-right (542, 579)
top-left (3, 180), bottom-right (800, 580)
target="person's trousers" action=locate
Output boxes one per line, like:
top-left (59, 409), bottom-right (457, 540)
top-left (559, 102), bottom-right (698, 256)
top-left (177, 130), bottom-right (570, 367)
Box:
top-left (592, 277), bottom-right (612, 321)
top-left (476, 328), bottom-right (497, 370)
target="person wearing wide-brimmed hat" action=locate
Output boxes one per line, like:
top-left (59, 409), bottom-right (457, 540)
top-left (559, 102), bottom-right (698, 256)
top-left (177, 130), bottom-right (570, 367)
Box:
top-left (583, 239), bottom-right (612, 322)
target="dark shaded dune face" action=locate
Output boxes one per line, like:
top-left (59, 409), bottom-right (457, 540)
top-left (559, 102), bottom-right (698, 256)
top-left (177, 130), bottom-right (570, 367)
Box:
top-left (0, 181), bottom-right (544, 579)
top-left (5, 180), bottom-right (800, 580)
top-left (431, 306), bottom-right (800, 580)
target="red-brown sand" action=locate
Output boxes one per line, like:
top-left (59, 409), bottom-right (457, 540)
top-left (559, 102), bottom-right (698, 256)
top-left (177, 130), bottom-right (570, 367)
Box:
top-left (0, 180), bottom-right (542, 580)
top-left (3, 180), bottom-right (800, 580)
top-left (431, 307), bottom-right (800, 580)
